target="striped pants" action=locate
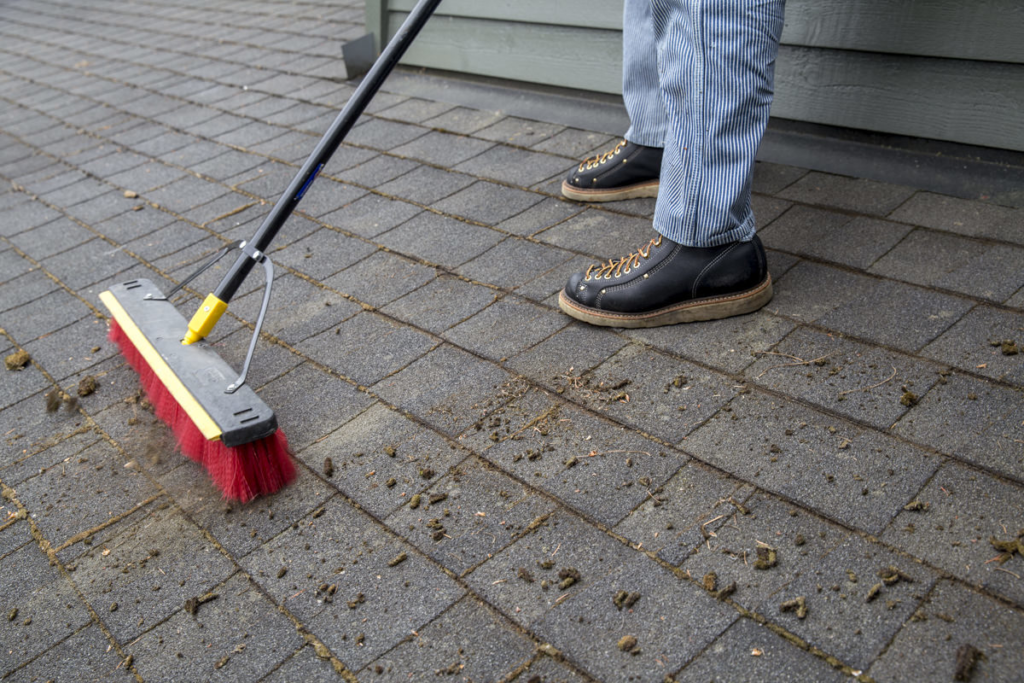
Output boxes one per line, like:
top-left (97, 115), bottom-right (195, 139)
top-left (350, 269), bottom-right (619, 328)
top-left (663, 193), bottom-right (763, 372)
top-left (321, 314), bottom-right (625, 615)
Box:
top-left (623, 0), bottom-right (786, 247)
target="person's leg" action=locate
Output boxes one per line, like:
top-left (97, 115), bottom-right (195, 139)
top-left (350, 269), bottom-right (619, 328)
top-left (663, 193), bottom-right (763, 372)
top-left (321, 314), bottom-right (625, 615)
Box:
top-left (654, 0), bottom-right (785, 247)
top-left (561, 0), bottom-right (666, 202)
top-left (560, 0), bottom-right (785, 327)
top-left (622, 0), bottom-right (669, 148)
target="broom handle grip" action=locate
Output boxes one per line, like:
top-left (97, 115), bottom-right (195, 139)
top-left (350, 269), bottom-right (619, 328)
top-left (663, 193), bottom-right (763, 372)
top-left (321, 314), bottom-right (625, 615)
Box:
top-left (213, 0), bottom-right (444, 303)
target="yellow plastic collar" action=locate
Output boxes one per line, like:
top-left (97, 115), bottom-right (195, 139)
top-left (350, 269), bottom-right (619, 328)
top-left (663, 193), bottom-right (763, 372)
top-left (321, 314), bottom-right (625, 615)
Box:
top-left (183, 293), bottom-right (227, 345)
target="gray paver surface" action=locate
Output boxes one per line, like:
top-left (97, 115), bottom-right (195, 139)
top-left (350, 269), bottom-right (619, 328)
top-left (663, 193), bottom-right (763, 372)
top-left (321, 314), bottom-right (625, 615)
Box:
top-left (1, 1), bottom-right (1023, 682)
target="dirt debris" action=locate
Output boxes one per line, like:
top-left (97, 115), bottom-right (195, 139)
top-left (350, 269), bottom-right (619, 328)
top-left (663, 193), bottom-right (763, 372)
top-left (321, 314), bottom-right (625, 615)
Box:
top-left (991, 339), bottom-right (1019, 356)
top-left (780, 596), bottom-right (807, 619)
top-left (518, 567), bottom-right (535, 583)
top-left (4, 350), bottom-right (30, 371)
top-left (613, 590), bottom-right (641, 610)
top-left (954, 644), bottom-right (985, 682)
top-left (322, 457), bottom-right (334, 478)
top-left (878, 566), bottom-right (913, 586)
top-left (184, 593), bottom-right (218, 616)
top-left (617, 635), bottom-right (640, 655)
top-left (865, 583), bottom-right (884, 603)
top-left (558, 567), bottom-right (581, 590)
top-left (45, 389), bottom-right (62, 413)
top-left (77, 375), bottom-right (97, 397)
top-left (753, 546), bottom-right (777, 570)
top-left (388, 552), bottom-right (407, 567)
top-left (903, 500), bottom-right (929, 512)
top-left (989, 529), bottom-right (1024, 561)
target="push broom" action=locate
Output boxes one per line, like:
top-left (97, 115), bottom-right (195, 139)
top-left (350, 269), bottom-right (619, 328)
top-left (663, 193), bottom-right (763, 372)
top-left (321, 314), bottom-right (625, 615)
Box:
top-left (100, 0), bottom-right (444, 501)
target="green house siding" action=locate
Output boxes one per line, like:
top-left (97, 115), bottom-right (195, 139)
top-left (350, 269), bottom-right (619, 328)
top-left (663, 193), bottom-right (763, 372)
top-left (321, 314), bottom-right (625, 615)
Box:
top-left (366, 0), bottom-right (1024, 152)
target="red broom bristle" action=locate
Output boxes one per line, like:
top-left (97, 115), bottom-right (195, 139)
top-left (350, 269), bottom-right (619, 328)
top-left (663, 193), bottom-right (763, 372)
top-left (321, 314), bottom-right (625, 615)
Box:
top-left (109, 320), bottom-right (295, 502)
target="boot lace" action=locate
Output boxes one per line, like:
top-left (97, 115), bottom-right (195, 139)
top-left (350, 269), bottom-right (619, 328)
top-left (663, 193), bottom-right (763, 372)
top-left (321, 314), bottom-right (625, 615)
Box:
top-left (579, 139), bottom-right (627, 172)
top-left (584, 235), bottom-right (663, 281)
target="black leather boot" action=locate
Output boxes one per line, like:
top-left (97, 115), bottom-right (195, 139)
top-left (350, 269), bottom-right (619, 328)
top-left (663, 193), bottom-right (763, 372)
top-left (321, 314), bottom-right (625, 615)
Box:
top-left (562, 139), bottom-right (662, 202)
top-left (559, 233), bottom-right (773, 327)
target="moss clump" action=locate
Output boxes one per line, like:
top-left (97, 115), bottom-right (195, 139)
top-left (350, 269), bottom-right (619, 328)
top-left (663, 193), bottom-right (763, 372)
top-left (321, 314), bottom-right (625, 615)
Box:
top-left (617, 635), bottom-right (640, 655)
top-left (865, 583), bottom-right (883, 603)
top-left (558, 567), bottom-right (581, 590)
top-left (4, 350), bottom-right (30, 371)
top-left (409, 494), bottom-right (421, 509)
top-left (753, 546), bottom-right (777, 570)
top-left (900, 391), bottom-right (919, 407)
top-left (388, 552), bottom-right (407, 567)
top-left (878, 566), bottom-right (913, 586)
top-left (990, 529), bottom-right (1024, 561)
top-left (518, 567), bottom-right (535, 583)
top-left (780, 596), bottom-right (807, 619)
top-left (77, 375), bottom-right (97, 397)
top-left (613, 590), bottom-right (641, 610)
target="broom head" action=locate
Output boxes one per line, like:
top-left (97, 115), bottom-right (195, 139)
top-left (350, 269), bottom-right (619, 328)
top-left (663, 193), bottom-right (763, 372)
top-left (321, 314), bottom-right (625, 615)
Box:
top-left (100, 278), bottom-right (294, 502)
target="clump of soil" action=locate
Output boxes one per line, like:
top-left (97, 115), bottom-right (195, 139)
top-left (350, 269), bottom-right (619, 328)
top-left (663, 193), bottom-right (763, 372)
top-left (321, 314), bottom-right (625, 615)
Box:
top-left (613, 590), bottom-right (641, 610)
top-left (4, 350), bottom-right (30, 371)
top-left (77, 375), bottom-right (97, 397)
top-left (954, 644), bottom-right (985, 681)
top-left (780, 596), bottom-right (807, 619)
top-left (409, 494), bottom-right (421, 509)
top-left (388, 552), bottom-right (407, 567)
top-left (347, 593), bottom-right (365, 609)
top-left (865, 583), bottom-right (883, 603)
top-left (900, 391), bottom-right (919, 407)
top-left (518, 567), bottom-right (535, 583)
top-left (322, 457), bottom-right (334, 478)
top-left (702, 572), bottom-right (718, 592)
top-left (558, 567), bottom-right (581, 590)
top-left (617, 635), bottom-right (640, 655)
top-left (753, 546), bottom-right (777, 570)
top-left (903, 500), bottom-right (929, 512)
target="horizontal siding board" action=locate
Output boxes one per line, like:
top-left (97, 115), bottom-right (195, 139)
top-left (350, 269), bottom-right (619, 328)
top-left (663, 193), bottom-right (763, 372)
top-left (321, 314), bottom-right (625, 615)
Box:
top-left (378, 4), bottom-right (1024, 151)
top-left (387, 0), bottom-right (623, 31)
top-left (384, 0), bottom-right (1024, 64)
top-left (772, 46), bottom-right (1024, 151)
top-left (387, 13), bottom-right (623, 94)
top-left (781, 0), bottom-right (1024, 64)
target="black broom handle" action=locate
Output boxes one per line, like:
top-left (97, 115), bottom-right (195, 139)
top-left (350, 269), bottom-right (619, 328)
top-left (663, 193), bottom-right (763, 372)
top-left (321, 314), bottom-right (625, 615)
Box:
top-left (213, 0), bottom-right (444, 303)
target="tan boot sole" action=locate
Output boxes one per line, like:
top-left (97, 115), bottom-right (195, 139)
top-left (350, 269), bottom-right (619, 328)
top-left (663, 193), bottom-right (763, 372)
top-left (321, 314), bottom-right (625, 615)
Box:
top-left (561, 179), bottom-right (659, 203)
top-left (558, 275), bottom-right (773, 328)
